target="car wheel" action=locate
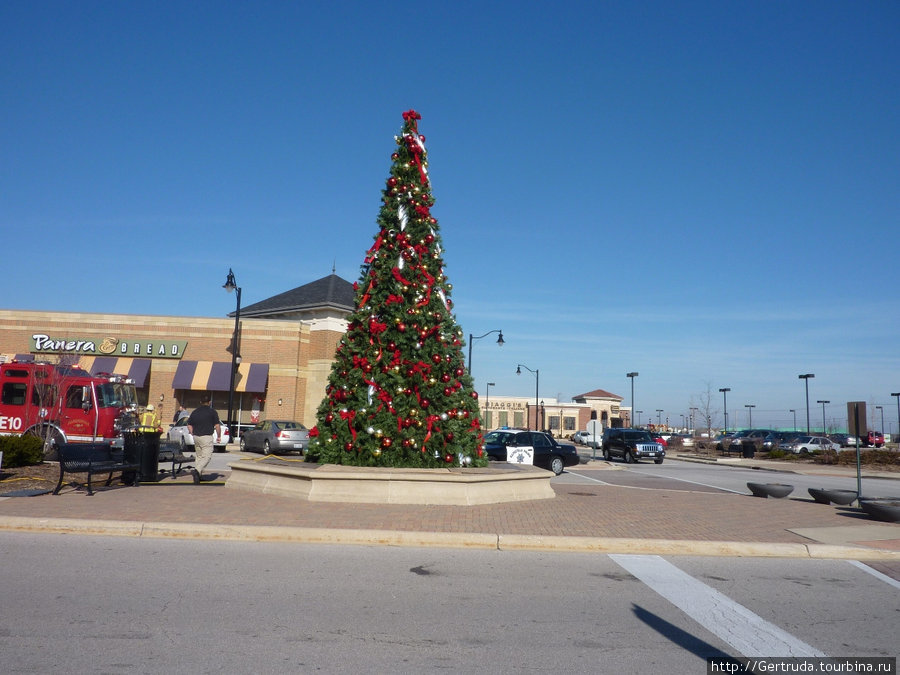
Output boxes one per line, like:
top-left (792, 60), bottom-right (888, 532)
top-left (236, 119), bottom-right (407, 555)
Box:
top-left (624, 450), bottom-right (635, 464)
top-left (263, 440), bottom-right (272, 456)
top-left (549, 456), bottom-right (565, 476)
top-left (655, 458), bottom-right (664, 464)
top-left (603, 447), bottom-right (611, 461)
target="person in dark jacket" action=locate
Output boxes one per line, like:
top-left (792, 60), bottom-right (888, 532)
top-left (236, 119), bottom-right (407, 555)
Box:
top-left (187, 393), bottom-right (221, 483)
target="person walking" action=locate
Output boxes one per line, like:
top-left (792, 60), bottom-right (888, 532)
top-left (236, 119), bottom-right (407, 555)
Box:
top-left (187, 393), bottom-right (221, 484)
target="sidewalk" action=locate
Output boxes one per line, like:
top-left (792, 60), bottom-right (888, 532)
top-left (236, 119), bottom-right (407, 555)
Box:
top-left (0, 454), bottom-right (898, 561)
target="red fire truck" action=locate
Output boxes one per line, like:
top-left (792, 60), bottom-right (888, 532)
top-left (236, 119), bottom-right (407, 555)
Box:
top-left (0, 360), bottom-right (139, 458)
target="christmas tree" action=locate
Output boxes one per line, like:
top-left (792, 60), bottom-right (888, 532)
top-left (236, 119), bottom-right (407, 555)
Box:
top-left (308, 110), bottom-right (487, 468)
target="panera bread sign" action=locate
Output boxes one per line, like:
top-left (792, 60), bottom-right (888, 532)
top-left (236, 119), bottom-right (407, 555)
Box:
top-left (30, 334), bottom-right (188, 359)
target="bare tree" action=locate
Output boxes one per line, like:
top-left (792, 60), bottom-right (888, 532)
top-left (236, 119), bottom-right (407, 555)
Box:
top-left (689, 382), bottom-right (718, 438)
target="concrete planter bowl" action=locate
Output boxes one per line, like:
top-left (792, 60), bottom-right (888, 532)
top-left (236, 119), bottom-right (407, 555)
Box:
top-left (807, 488), bottom-right (858, 506)
top-left (858, 499), bottom-right (900, 523)
top-left (747, 482), bottom-right (794, 499)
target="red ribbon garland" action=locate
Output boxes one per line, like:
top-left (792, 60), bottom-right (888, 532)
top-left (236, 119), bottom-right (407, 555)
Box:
top-left (339, 409), bottom-right (357, 439)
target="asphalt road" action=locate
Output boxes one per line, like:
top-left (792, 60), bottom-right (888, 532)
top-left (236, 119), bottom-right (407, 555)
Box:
top-left (1, 533), bottom-right (896, 673)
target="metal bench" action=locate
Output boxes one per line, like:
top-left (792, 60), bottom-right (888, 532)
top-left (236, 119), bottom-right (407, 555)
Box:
top-left (157, 441), bottom-right (194, 480)
top-left (54, 442), bottom-right (141, 496)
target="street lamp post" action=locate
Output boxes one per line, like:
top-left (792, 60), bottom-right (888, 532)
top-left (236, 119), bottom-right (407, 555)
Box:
top-left (467, 330), bottom-right (504, 378)
top-left (719, 388), bottom-right (731, 433)
top-left (223, 269), bottom-right (242, 441)
top-left (636, 410), bottom-right (643, 427)
top-left (516, 364), bottom-right (539, 431)
top-left (689, 407), bottom-right (698, 435)
top-left (799, 374), bottom-right (815, 433)
top-left (790, 409), bottom-right (796, 431)
top-left (892, 393), bottom-right (900, 444)
top-left (626, 372), bottom-right (638, 428)
top-left (484, 382), bottom-right (495, 428)
top-left (817, 400), bottom-right (830, 434)
top-left (745, 404), bottom-right (755, 428)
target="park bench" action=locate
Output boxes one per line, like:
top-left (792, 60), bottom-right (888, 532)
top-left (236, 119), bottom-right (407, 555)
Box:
top-left (54, 442), bottom-right (141, 496)
top-left (157, 441), bottom-right (194, 480)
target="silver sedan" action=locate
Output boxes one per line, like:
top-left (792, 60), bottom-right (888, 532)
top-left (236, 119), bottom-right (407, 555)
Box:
top-left (239, 420), bottom-right (309, 455)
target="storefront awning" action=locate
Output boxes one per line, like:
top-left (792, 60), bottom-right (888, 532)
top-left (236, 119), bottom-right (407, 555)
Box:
top-left (171, 360), bottom-right (269, 393)
top-left (81, 356), bottom-right (153, 388)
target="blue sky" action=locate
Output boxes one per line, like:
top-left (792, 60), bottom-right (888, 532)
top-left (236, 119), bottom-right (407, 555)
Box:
top-left (3, 2), bottom-right (898, 432)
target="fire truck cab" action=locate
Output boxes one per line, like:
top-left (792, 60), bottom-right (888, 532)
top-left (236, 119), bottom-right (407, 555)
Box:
top-left (0, 360), bottom-right (139, 458)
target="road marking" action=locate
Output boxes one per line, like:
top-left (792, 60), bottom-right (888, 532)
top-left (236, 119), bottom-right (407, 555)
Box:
top-left (624, 467), bottom-right (745, 493)
top-left (609, 554), bottom-right (827, 658)
top-left (847, 560), bottom-right (900, 590)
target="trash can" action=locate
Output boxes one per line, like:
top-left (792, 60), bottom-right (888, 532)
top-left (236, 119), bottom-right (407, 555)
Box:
top-left (123, 430), bottom-right (161, 483)
top-left (741, 443), bottom-right (755, 459)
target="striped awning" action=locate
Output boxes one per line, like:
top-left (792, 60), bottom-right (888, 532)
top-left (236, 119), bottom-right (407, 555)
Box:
top-left (81, 357), bottom-right (153, 388)
top-left (0, 353), bottom-right (35, 363)
top-left (171, 360), bottom-right (269, 393)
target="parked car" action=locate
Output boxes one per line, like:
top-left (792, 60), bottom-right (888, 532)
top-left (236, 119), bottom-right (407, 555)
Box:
top-left (572, 430), bottom-right (592, 445)
top-left (601, 428), bottom-right (665, 464)
top-left (166, 417), bottom-right (230, 452)
top-left (784, 435), bottom-right (840, 454)
top-left (239, 420), bottom-right (310, 455)
top-left (864, 431), bottom-right (885, 448)
top-left (764, 431), bottom-right (799, 450)
top-left (649, 432), bottom-right (668, 448)
top-left (482, 429), bottom-right (580, 475)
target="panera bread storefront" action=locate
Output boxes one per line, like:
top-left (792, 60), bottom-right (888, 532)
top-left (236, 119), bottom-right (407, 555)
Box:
top-left (0, 276), bottom-right (354, 430)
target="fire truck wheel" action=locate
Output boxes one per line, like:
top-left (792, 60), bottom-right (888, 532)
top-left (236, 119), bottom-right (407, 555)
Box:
top-left (26, 427), bottom-right (64, 461)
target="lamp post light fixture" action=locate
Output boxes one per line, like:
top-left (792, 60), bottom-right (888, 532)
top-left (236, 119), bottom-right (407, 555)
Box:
top-left (223, 268), bottom-right (242, 441)
top-left (876, 405), bottom-right (884, 436)
top-left (799, 373), bottom-right (815, 433)
top-left (816, 400), bottom-right (830, 434)
top-left (516, 364), bottom-right (539, 431)
top-left (719, 388), bottom-right (731, 433)
top-left (467, 330), bottom-right (504, 377)
top-left (790, 409), bottom-right (796, 431)
top-left (745, 404), bottom-right (755, 428)
top-left (626, 372), bottom-right (638, 428)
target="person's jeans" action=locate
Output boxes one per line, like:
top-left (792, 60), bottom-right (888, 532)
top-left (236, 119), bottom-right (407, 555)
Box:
top-left (194, 435), bottom-right (214, 474)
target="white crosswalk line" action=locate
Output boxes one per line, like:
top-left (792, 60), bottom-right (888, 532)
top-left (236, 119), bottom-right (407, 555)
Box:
top-left (610, 554), bottom-right (827, 658)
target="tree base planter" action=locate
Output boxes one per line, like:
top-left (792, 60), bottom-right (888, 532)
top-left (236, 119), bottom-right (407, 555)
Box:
top-left (747, 482), bottom-right (794, 499)
top-left (225, 460), bottom-right (556, 505)
top-left (858, 499), bottom-right (900, 523)
top-left (808, 488), bottom-right (858, 505)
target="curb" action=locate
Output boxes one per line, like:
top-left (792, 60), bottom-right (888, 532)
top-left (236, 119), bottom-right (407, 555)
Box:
top-left (1, 515), bottom-right (898, 560)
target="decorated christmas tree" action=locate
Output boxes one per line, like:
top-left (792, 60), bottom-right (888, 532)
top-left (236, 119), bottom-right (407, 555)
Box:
top-left (308, 110), bottom-right (487, 468)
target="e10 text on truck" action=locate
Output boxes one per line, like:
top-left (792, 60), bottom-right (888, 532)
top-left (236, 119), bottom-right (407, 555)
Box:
top-left (0, 360), bottom-right (139, 458)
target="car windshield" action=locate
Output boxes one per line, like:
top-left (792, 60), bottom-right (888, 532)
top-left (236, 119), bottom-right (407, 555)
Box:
top-left (484, 431), bottom-right (516, 445)
top-left (624, 430), bottom-right (653, 441)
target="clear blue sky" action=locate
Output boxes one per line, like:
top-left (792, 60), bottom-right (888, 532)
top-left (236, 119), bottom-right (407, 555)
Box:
top-left (3, 2), bottom-right (898, 432)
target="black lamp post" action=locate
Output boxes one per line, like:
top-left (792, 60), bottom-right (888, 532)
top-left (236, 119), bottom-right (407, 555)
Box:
top-left (745, 404), bottom-right (755, 428)
top-left (790, 409), bottom-right (796, 430)
top-left (485, 382), bottom-right (495, 427)
top-left (719, 388), bottom-right (730, 433)
top-left (223, 269), bottom-right (242, 441)
top-left (892, 393), bottom-right (900, 444)
top-left (626, 372), bottom-right (638, 428)
top-left (799, 374), bottom-right (815, 433)
top-left (467, 330), bottom-right (504, 377)
top-left (817, 400), bottom-right (830, 434)
top-left (516, 364), bottom-right (538, 431)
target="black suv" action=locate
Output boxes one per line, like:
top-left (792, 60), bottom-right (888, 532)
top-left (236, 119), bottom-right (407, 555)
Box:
top-left (601, 428), bottom-right (665, 464)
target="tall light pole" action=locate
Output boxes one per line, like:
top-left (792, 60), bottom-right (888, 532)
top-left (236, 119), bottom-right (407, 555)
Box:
top-left (799, 373), bottom-right (815, 433)
top-left (817, 400), bottom-right (829, 434)
top-left (516, 364), bottom-right (539, 431)
top-left (626, 372), bottom-right (638, 428)
top-left (892, 393), bottom-right (900, 444)
top-left (876, 405), bottom-right (884, 436)
top-left (485, 382), bottom-right (495, 428)
top-left (689, 407), bottom-right (698, 435)
top-left (719, 388), bottom-right (731, 433)
top-left (223, 268), bottom-right (242, 441)
top-left (656, 409), bottom-right (663, 428)
top-left (636, 410), bottom-right (643, 427)
top-left (745, 404), bottom-right (755, 428)
top-left (790, 409), bottom-right (797, 431)
top-left (467, 330), bottom-right (504, 377)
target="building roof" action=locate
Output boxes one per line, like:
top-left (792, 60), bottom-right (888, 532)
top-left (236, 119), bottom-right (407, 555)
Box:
top-left (233, 274), bottom-right (356, 319)
top-left (573, 388), bottom-right (623, 401)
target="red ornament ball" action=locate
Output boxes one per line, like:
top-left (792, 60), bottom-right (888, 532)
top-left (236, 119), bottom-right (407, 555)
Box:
top-left (445, 432), bottom-right (454, 442)
top-left (397, 323), bottom-right (406, 332)
top-left (455, 367), bottom-right (464, 377)
top-left (387, 177), bottom-right (398, 187)
top-left (444, 453), bottom-right (453, 463)
top-left (381, 437), bottom-right (393, 448)
top-left (424, 234), bottom-right (434, 244)
top-left (441, 373), bottom-right (451, 383)
top-left (443, 387), bottom-right (453, 396)
top-left (344, 442), bottom-right (353, 451)
top-left (432, 354), bottom-right (442, 364)
top-left (471, 391), bottom-right (479, 399)
top-left (325, 413), bottom-right (334, 423)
